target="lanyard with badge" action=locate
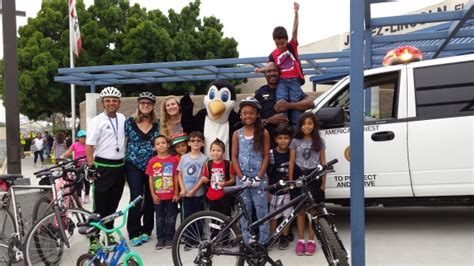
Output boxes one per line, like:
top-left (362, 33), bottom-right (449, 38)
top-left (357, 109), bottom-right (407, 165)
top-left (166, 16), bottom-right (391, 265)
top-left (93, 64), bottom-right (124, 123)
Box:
top-left (108, 116), bottom-right (120, 152)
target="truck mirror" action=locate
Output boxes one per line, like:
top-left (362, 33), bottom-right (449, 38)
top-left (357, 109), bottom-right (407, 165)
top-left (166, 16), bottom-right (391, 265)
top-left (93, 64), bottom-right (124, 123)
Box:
top-left (316, 107), bottom-right (345, 128)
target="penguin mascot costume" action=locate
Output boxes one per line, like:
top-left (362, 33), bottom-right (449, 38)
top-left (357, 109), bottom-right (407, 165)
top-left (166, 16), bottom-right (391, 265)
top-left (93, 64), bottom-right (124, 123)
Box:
top-left (180, 79), bottom-right (240, 159)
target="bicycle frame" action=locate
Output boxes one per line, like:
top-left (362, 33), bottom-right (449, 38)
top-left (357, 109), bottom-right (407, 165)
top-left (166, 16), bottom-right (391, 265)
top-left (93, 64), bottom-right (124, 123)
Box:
top-left (208, 181), bottom-right (344, 263)
top-left (85, 197), bottom-right (143, 266)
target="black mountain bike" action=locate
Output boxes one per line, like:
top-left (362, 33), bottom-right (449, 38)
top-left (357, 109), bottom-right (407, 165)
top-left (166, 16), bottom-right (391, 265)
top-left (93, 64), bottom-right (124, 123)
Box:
top-left (172, 159), bottom-right (349, 266)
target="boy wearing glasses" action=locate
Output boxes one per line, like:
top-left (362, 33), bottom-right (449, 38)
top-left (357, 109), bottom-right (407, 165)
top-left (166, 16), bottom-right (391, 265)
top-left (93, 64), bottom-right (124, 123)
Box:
top-left (177, 131), bottom-right (207, 222)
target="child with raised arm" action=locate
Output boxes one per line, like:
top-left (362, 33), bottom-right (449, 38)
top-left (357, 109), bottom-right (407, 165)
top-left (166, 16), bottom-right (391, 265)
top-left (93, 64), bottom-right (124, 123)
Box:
top-left (146, 135), bottom-right (179, 250)
top-left (232, 97), bottom-right (270, 245)
top-left (177, 131), bottom-right (207, 220)
top-left (288, 112), bottom-right (327, 256)
top-left (255, 2), bottom-right (304, 128)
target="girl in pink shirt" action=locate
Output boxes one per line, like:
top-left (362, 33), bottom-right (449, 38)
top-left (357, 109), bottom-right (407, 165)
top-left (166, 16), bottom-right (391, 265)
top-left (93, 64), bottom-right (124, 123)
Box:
top-left (62, 130), bottom-right (89, 203)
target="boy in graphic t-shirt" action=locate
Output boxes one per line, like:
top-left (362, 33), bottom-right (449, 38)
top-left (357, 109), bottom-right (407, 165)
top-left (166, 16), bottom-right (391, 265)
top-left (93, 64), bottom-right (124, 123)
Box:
top-left (191, 138), bottom-right (236, 217)
top-left (146, 135), bottom-right (179, 250)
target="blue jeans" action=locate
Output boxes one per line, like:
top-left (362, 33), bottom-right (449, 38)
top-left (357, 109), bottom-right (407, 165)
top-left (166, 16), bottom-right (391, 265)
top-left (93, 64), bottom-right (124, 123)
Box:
top-left (155, 200), bottom-right (177, 242)
top-left (276, 78), bottom-right (304, 128)
top-left (182, 196), bottom-right (204, 221)
top-left (237, 176), bottom-right (269, 244)
top-left (126, 163), bottom-right (155, 239)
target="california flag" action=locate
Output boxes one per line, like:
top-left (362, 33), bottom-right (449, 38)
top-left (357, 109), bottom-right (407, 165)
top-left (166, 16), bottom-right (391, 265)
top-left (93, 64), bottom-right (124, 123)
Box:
top-left (69, 0), bottom-right (82, 57)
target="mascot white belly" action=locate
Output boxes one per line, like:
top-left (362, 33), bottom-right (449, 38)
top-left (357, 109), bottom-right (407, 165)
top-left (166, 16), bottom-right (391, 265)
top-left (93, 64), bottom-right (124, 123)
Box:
top-left (203, 116), bottom-right (230, 160)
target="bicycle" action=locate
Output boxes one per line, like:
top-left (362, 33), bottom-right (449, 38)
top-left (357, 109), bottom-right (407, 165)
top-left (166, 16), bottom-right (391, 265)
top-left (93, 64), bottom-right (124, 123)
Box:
top-left (23, 163), bottom-right (108, 265)
top-left (31, 157), bottom-right (87, 222)
top-left (0, 173), bottom-right (37, 265)
top-left (172, 159), bottom-right (349, 266)
top-left (76, 195), bottom-right (144, 266)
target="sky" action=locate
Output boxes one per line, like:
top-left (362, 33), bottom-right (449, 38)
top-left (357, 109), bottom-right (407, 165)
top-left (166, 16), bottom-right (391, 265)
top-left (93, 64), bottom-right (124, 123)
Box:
top-left (3, 0), bottom-right (444, 58)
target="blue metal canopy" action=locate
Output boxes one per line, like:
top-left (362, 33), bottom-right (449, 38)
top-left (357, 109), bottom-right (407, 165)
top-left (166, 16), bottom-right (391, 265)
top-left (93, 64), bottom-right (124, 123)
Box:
top-left (54, 2), bottom-right (474, 89)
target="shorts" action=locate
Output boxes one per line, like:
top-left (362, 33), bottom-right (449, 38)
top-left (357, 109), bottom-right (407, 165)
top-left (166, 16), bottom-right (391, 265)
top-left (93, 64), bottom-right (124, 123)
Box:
top-left (269, 193), bottom-right (292, 219)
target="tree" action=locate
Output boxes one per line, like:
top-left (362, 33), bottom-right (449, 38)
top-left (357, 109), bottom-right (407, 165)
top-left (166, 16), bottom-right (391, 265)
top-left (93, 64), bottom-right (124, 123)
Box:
top-left (17, 0), bottom-right (239, 120)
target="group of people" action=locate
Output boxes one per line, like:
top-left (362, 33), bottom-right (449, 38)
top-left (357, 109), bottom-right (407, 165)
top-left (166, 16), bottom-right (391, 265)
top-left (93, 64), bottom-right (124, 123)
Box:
top-left (83, 0), bottom-right (327, 257)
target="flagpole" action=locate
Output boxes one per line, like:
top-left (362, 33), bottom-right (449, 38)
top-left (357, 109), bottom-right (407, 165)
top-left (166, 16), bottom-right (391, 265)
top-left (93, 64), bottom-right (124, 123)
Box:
top-left (69, 0), bottom-right (76, 143)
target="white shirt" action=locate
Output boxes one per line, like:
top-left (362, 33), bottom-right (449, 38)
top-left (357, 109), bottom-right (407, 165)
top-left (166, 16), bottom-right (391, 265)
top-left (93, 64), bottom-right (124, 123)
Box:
top-left (33, 137), bottom-right (44, 151)
top-left (86, 112), bottom-right (126, 160)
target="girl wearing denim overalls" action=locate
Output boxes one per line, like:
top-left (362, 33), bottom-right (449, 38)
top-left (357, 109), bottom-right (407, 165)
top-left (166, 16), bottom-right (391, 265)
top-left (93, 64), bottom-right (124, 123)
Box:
top-left (231, 97), bottom-right (270, 244)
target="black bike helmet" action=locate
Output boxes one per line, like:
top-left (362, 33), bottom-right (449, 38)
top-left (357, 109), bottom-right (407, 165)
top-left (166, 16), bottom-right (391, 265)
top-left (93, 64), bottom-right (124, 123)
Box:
top-left (239, 96), bottom-right (261, 111)
top-left (137, 91), bottom-right (156, 103)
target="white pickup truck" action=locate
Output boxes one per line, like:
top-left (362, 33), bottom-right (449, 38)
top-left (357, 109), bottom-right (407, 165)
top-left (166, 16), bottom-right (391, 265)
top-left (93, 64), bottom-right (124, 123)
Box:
top-left (313, 53), bottom-right (473, 206)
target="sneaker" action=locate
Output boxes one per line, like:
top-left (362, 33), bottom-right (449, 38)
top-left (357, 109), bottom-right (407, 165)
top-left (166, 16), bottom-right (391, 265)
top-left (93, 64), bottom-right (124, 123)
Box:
top-left (140, 233), bottom-right (151, 243)
top-left (155, 240), bottom-right (165, 250)
top-left (130, 237), bottom-right (142, 247)
top-left (295, 240), bottom-right (305, 256)
top-left (107, 234), bottom-right (118, 245)
top-left (89, 238), bottom-right (99, 254)
top-left (165, 240), bottom-right (173, 249)
top-left (83, 195), bottom-right (90, 204)
top-left (184, 243), bottom-right (192, 251)
top-left (305, 240), bottom-right (316, 256)
top-left (278, 236), bottom-right (290, 250)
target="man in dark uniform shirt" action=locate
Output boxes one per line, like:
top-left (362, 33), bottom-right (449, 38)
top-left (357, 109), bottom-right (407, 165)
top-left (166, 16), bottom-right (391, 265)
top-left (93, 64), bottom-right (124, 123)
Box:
top-left (255, 62), bottom-right (315, 147)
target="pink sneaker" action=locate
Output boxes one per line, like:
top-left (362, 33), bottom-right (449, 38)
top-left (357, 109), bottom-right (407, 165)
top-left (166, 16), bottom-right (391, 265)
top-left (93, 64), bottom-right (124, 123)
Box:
top-left (295, 240), bottom-right (305, 256)
top-left (305, 240), bottom-right (316, 256)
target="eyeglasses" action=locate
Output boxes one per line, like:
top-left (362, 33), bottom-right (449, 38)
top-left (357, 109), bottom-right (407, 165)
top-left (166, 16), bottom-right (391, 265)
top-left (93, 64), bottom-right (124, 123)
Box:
top-left (139, 101), bottom-right (154, 106)
top-left (189, 139), bottom-right (202, 143)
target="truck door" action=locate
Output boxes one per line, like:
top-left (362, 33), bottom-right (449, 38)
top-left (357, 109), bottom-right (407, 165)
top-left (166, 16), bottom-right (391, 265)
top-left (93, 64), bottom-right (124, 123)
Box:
top-left (408, 59), bottom-right (474, 196)
top-left (319, 69), bottom-right (413, 199)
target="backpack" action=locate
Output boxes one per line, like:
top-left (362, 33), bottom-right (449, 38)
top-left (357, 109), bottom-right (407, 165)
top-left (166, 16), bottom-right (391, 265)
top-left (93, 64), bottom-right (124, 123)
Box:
top-left (269, 43), bottom-right (305, 85)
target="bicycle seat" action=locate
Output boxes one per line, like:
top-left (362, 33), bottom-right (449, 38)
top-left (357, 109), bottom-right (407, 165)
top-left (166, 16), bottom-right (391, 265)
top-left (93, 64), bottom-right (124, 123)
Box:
top-left (223, 185), bottom-right (247, 196)
top-left (0, 174), bottom-right (23, 181)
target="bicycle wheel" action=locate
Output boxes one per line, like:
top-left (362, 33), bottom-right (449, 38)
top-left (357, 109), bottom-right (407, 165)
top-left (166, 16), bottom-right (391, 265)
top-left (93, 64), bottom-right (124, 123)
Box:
top-left (32, 196), bottom-right (53, 222)
top-left (76, 253), bottom-right (100, 266)
top-left (0, 208), bottom-right (16, 264)
top-left (316, 217), bottom-right (349, 266)
top-left (23, 208), bottom-right (95, 266)
top-left (172, 210), bottom-right (244, 266)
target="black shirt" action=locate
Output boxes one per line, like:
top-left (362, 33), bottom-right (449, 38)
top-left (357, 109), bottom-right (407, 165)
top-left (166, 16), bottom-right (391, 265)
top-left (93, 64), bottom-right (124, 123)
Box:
top-left (255, 85), bottom-right (278, 138)
top-left (267, 148), bottom-right (290, 195)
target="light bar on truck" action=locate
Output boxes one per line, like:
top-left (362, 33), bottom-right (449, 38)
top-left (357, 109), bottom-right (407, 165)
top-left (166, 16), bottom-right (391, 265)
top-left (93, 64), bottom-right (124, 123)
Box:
top-left (382, 46), bottom-right (423, 66)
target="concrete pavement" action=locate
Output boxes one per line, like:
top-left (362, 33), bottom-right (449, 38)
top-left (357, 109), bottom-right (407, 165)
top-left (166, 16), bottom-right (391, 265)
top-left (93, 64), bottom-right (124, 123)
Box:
top-left (9, 156), bottom-right (474, 265)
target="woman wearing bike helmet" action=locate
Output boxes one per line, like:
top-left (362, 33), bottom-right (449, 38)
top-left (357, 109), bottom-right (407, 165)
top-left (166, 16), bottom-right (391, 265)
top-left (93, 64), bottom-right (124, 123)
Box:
top-left (125, 91), bottom-right (160, 246)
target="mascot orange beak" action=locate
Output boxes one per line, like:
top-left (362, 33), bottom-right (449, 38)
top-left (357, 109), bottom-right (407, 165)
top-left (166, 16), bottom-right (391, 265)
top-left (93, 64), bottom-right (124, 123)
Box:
top-left (209, 100), bottom-right (225, 119)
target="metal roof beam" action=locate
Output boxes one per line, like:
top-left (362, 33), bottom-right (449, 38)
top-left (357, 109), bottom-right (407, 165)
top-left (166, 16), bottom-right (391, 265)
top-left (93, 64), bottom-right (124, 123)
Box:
top-left (201, 66), bottom-right (233, 79)
top-left (371, 10), bottom-right (466, 27)
top-left (372, 42), bottom-right (474, 55)
top-left (372, 28), bottom-right (474, 43)
top-left (432, 0), bottom-right (474, 58)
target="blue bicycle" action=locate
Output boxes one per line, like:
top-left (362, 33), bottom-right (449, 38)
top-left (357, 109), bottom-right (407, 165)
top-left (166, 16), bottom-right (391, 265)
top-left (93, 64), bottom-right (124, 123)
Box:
top-left (76, 196), bottom-right (144, 266)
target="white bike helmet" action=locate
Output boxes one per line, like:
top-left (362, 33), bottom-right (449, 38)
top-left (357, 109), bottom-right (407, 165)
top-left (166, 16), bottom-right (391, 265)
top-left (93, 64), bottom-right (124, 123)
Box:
top-left (100, 87), bottom-right (122, 99)
top-left (137, 91), bottom-right (156, 103)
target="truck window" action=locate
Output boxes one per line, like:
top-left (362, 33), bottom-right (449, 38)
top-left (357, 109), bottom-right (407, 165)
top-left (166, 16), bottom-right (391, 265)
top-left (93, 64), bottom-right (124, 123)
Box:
top-left (414, 61), bottom-right (474, 117)
top-left (325, 72), bottom-right (399, 123)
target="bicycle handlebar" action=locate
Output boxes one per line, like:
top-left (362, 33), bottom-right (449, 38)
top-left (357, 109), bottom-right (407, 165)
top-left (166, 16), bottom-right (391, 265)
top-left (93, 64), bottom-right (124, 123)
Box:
top-left (89, 196), bottom-right (143, 234)
top-left (33, 156), bottom-right (86, 176)
top-left (264, 159), bottom-right (338, 192)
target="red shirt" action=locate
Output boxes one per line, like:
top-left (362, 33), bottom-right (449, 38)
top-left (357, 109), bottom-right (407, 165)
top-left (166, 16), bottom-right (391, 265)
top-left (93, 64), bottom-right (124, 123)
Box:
top-left (270, 39), bottom-right (303, 79)
top-left (203, 160), bottom-right (236, 201)
top-left (145, 155), bottom-right (178, 201)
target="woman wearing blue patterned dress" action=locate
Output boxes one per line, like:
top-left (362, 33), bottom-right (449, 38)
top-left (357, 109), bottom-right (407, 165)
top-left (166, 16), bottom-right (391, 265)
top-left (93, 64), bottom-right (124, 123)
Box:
top-left (125, 92), bottom-right (160, 246)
